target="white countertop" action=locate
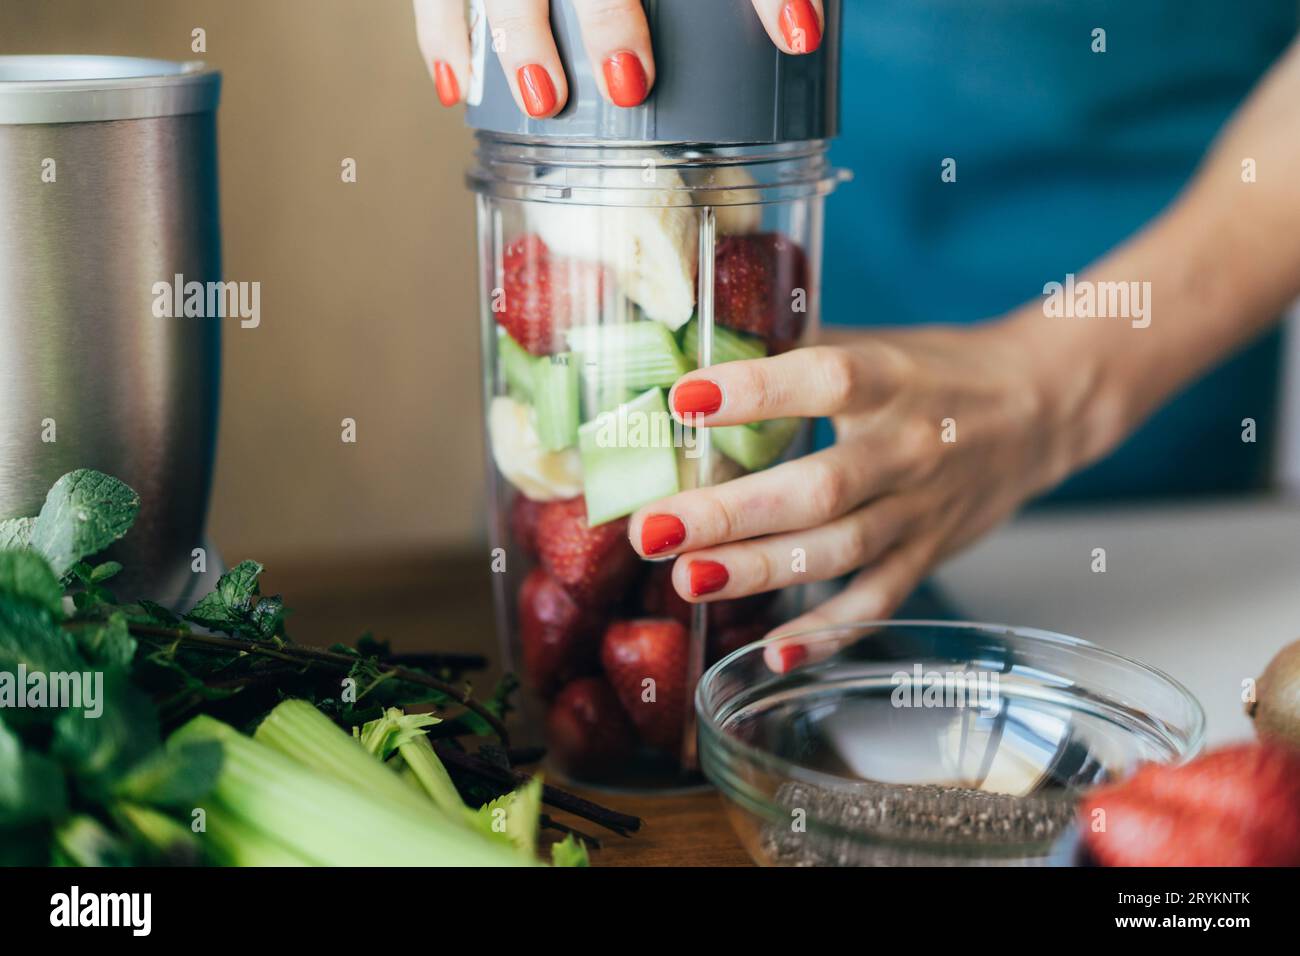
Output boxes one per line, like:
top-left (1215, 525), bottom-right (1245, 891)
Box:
top-left (934, 495), bottom-right (1300, 746)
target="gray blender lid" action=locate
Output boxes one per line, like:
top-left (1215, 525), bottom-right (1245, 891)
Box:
top-left (0, 56), bottom-right (221, 124)
top-left (467, 0), bottom-right (840, 144)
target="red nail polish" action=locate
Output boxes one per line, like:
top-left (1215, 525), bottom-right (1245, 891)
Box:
top-left (517, 64), bottom-right (557, 116)
top-left (642, 514), bottom-right (686, 556)
top-left (603, 50), bottom-right (648, 107)
top-left (689, 560), bottom-right (729, 597)
top-left (434, 61), bottom-right (459, 107)
top-left (779, 0), bottom-right (822, 54)
top-left (777, 643), bottom-right (808, 672)
top-left (673, 380), bottom-right (722, 417)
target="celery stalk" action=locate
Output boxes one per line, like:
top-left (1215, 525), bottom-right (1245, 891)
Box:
top-left (396, 734), bottom-right (467, 819)
top-left (471, 775), bottom-right (543, 856)
top-left (200, 805), bottom-right (315, 867)
top-left (253, 699), bottom-right (435, 818)
top-left (174, 714), bottom-right (527, 867)
top-left (356, 708), bottom-right (467, 820)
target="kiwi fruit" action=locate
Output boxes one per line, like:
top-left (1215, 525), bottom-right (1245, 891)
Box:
top-left (1248, 639), bottom-right (1300, 749)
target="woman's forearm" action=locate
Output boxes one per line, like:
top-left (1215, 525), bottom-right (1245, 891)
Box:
top-left (1010, 38), bottom-right (1300, 477)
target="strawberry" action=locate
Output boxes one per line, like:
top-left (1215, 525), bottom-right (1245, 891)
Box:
top-left (497, 234), bottom-right (612, 356)
top-left (517, 568), bottom-right (601, 698)
top-left (545, 677), bottom-right (637, 778)
top-left (508, 493), bottom-right (546, 562)
top-left (600, 618), bottom-right (689, 755)
top-left (536, 497), bottom-right (639, 607)
top-left (641, 563), bottom-right (776, 630)
top-left (713, 233), bottom-right (810, 353)
top-left (1080, 742), bottom-right (1300, 866)
top-left (708, 619), bottom-right (773, 666)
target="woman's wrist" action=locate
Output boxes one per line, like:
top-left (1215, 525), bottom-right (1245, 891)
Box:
top-left (994, 302), bottom-right (1131, 493)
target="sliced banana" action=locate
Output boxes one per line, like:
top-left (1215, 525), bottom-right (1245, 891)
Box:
top-left (683, 165), bottom-right (763, 235)
top-left (488, 396), bottom-right (584, 500)
top-left (528, 167), bottom-right (699, 331)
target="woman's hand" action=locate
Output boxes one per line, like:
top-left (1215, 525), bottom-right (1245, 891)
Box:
top-left (413, 0), bottom-right (825, 114)
top-left (628, 316), bottom-right (1118, 661)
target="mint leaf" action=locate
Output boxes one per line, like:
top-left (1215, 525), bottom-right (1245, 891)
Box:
top-left (51, 674), bottom-right (159, 795)
top-left (28, 470), bottom-right (140, 577)
top-left (133, 600), bottom-right (184, 628)
top-left (0, 719), bottom-right (69, 826)
top-left (70, 611), bottom-right (137, 669)
top-left (0, 825), bottom-right (49, 866)
top-left (0, 598), bottom-right (84, 679)
top-left (111, 739), bottom-right (222, 808)
top-left (89, 561), bottom-right (122, 584)
top-left (0, 517), bottom-right (34, 551)
top-left (184, 560), bottom-right (284, 640)
top-left (0, 550), bottom-right (63, 619)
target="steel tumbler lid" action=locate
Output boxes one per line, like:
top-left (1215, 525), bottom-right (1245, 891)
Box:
top-left (466, 0), bottom-right (840, 144)
top-left (0, 56), bottom-right (221, 125)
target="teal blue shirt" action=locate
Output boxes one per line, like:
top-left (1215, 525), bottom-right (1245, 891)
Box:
top-left (823, 1), bottom-right (1296, 499)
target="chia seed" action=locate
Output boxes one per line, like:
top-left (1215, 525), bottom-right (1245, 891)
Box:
top-left (762, 779), bottom-right (1079, 866)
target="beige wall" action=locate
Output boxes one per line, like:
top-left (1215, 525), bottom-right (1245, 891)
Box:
top-left (3, 0), bottom-right (486, 564)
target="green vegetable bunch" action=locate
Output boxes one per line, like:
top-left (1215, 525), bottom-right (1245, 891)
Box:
top-left (1, 471), bottom-right (219, 864)
top-left (0, 470), bottom-right (599, 866)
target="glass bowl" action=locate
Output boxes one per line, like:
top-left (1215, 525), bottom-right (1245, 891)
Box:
top-left (695, 620), bottom-right (1205, 866)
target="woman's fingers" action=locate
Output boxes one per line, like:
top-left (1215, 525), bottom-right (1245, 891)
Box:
top-left (761, 536), bottom-right (936, 673)
top-left (669, 345), bottom-right (904, 426)
top-left (630, 438), bottom-right (905, 557)
top-left (571, 0), bottom-right (655, 108)
top-left (413, 0), bottom-right (471, 107)
top-left (669, 496), bottom-right (913, 602)
top-left (483, 0), bottom-right (570, 117)
top-left (749, 0), bottom-right (825, 55)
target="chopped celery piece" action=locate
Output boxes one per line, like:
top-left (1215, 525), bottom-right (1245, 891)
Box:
top-left (551, 833), bottom-right (591, 867)
top-left (470, 775), bottom-right (543, 857)
top-left (357, 708), bottom-right (466, 821)
top-left (534, 352), bottom-right (581, 451)
top-left (566, 321), bottom-right (691, 391)
top-left (586, 384), bottom-right (638, 420)
top-left (396, 735), bottom-right (468, 821)
top-left (710, 418), bottom-right (801, 471)
top-left (174, 713), bottom-right (526, 866)
top-left (681, 319), bottom-right (767, 366)
top-left (578, 387), bottom-right (680, 526)
top-left (498, 330), bottom-right (539, 402)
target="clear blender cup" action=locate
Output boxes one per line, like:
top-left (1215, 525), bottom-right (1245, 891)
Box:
top-left (466, 0), bottom-right (844, 788)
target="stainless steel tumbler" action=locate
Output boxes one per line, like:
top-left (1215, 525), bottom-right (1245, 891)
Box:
top-left (0, 56), bottom-right (222, 601)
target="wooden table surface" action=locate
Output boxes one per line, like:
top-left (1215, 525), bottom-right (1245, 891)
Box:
top-left (260, 552), bottom-right (751, 867)
top-left (558, 788), bottom-right (751, 866)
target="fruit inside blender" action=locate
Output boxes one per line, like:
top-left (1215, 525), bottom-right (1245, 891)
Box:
top-left (485, 158), bottom-right (816, 785)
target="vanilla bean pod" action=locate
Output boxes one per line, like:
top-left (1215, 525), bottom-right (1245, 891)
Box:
top-left (433, 742), bottom-right (642, 836)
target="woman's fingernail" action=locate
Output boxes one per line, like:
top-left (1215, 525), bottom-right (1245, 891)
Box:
top-left (689, 560), bottom-right (729, 597)
top-left (603, 50), bottom-right (648, 107)
top-left (517, 64), bottom-right (557, 116)
top-left (434, 61), bottom-right (459, 107)
top-left (780, 0), bottom-right (822, 54)
top-left (673, 380), bottom-right (723, 417)
top-left (776, 643), bottom-right (808, 672)
top-left (642, 514), bottom-right (686, 556)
